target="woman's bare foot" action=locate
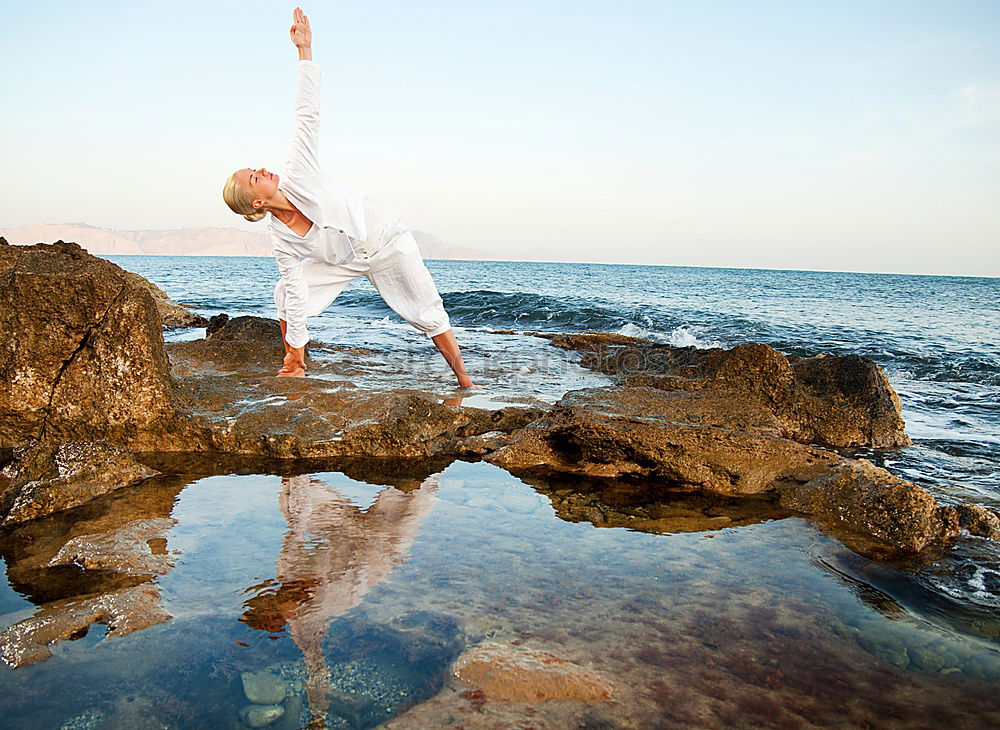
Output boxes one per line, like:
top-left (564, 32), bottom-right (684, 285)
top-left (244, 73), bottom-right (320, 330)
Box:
top-left (276, 345), bottom-right (307, 377)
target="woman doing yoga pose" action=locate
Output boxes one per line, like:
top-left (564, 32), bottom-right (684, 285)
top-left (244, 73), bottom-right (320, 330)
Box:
top-left (222, 8), bottom-right (473, 388)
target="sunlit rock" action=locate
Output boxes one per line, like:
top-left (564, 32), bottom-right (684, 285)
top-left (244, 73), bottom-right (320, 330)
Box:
top-left (121, 269), bottom-right (207, 329)
top-left (453, 641), bottom-right (614, 702)
top-left (486, 386), bottom-right (839, 495)
top-left (780, 459), bottom-right (960, 554)
top-left (956, 505), bottom-right (1000, 540)
top-left (46, 517), bottom-right (176, 576)
top-left (0, 241), bottom-right (178, 448)
top-left (533, 335), bottom-right (910, 448)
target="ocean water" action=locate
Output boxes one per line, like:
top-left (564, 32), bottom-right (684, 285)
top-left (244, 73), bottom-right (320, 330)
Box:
top-left (0, 256), bottom-right (997, 728)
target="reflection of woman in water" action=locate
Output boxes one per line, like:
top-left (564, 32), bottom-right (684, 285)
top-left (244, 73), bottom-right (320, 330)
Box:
top-left (242, 473), bottom-right (439, 726)
top-left (221, 8), bottom-right (473, 388)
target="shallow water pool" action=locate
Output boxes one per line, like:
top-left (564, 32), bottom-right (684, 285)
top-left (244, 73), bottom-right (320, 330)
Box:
top-left (0, 459), bottom-right (997, 729)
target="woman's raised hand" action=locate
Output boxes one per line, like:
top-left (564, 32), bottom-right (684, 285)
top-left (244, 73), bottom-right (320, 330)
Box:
top-left (289, 7), bottom-right (312, 49)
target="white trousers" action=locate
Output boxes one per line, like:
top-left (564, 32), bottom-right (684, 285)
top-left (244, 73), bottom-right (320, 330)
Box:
top-left (274, 230), bottom-right (451, 338)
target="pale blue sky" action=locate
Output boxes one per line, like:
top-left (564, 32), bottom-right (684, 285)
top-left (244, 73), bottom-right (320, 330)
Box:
top-left (2, 0), bottom-right (998, 274)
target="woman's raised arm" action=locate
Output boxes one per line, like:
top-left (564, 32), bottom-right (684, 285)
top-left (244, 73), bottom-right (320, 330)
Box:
top-left (284, 7), bottom-right (321, 179)
top-left (290, 6), bottom-right (312, 61)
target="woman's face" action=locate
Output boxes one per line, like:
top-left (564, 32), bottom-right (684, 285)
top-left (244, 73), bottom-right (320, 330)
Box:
top-left (236, 167), bottom-right (280, 209)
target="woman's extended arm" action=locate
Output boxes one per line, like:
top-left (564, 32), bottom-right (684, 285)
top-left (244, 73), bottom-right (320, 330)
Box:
top-left (290, 7), bottom-right (312, 60)
top-left (284, 8), bottom-right (321, 179)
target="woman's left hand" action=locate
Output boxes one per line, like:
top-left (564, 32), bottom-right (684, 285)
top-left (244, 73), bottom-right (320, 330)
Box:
top-left (289, 7), bottom-right (312, 49)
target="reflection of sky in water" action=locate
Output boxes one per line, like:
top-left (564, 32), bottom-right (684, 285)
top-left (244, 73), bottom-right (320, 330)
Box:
top-left (0, 461), bottom-right (998, 728)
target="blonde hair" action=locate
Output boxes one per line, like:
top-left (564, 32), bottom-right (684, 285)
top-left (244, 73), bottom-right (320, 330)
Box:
top-left (222, 171), bottom-right (267, 222)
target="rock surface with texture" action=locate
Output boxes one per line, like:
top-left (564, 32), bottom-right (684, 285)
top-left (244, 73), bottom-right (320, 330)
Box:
top-left (453, 642), bottom-right (614, 702)
top-left (0, 241), bottom-right (179, 448)
top-left (779, 459), bottom-right (961, 553)
top-left (0, 441), bottom-right (159, 526)
top-left (537, 334), bottom-right (910, 448)
top-left (0, 583), bottom-right (171, 668)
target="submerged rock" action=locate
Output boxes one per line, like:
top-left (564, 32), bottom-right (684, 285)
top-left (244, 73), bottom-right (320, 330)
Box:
top-left (0, 583), bottom-right (170, 668)
top-left (241, 670), bottom-right (288, 705)
top-left (453, 642), bottom-right (615, 702)
top-left (239, 704), bottom-right (285, 728)
top-left (0, 474), bottom-right (183, 604)
top-left (0, 441), bottom-right (159, 526)
top-left (46, 517), bottom-right (176, 576)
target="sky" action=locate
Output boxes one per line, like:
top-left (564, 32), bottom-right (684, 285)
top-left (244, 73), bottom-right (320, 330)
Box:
top-left (1, 0), bottom-right (998, 275)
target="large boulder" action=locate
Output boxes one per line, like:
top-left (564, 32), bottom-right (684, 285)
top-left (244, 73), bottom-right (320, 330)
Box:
top-left (780, 459), bottom-right (961, 554)
top-left (0, 241), bottom-right (177, 448)
top-left (539, 337), bottom-right (909, 448)
top-left (487, 386), bottom-right (840, 495)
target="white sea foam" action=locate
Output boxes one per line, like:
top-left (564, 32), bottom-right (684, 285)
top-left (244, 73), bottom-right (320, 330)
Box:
top-left (933, 566), bottom-right (1000, 608)
top-left (616, 322), bottom-right (658, 340)
top-left (667, 325), bottom-right (723, 350)
top-left (614, 323), bottom-right (723, 350)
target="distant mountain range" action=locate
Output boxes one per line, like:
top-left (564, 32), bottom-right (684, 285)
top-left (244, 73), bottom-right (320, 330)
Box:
top-left (0, 223), bottom-right (503, 261)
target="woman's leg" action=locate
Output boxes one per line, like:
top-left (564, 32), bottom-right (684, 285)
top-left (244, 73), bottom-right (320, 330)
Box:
top-left (431, 329), bottom-right (474, 388)
top-left (366, 232), bottom-right (475, 388)
top-left (279, 319), bottom-right (292, 355)
top-left (275, 259), bottom-right (364, 377)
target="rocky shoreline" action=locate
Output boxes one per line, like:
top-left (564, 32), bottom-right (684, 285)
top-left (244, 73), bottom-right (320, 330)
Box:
top-left (2, 239), bottom-right (997, 555)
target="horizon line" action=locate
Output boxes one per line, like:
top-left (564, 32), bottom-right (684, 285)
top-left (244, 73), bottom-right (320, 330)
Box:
top-left (2, 223), bottom-right (996, 280)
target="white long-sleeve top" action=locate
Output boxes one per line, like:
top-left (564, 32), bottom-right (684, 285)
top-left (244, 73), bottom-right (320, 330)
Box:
top-left (269, 60), bottom-right (404, 348)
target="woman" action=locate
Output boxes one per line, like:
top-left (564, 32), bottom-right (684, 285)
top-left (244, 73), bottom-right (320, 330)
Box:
top-left (223, 8), bottom-right (473, 388)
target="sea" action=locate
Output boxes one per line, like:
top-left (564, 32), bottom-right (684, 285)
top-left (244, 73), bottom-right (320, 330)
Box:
top-left (0, 256), bottom-right (997, 728)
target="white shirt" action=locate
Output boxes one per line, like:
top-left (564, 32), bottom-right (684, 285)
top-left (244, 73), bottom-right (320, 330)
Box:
top-left (269, 60), bottom-right (405, 348)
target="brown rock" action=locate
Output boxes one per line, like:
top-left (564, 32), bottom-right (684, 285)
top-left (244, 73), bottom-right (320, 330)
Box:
top-left (0, 475), bottom-right (184, 604)
top-left (549, 340), bottom-right (909, 448)
top-left (0, 441), bottom-right (158, 526)
top-left (121, 269), bottom-right (207, 328)
top-left (205, 313), bottom-right (280, 342)
top-left (955, 504), bottom-right (1000, 540)
top-left (0, 583), bottom-right (170, 668)
top-left (453, 642), bottom-right (614, 702)
top-left (779, 459), bottom-right (961, 554)
top-left (0, 241), bottom-right (177, 447)
top-left (46, 517), bottom-right (176, 576)
top-left (529, 330), bottom-right (656, 348)
top-left (487, 386), bottom-right (839, 496)
top-left (526, 474), bottom-right (790, 534)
